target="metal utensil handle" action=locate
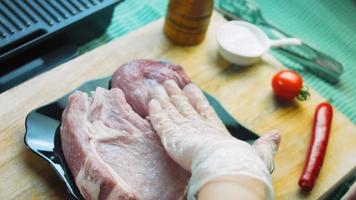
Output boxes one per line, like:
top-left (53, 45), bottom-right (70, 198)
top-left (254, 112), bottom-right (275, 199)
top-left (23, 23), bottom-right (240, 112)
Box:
top-left (269, 38), bottom-right (301, 48)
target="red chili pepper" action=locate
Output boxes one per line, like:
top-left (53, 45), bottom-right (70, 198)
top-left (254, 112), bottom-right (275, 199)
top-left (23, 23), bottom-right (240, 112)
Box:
top-left (298, 102), bottom-right (333, 191)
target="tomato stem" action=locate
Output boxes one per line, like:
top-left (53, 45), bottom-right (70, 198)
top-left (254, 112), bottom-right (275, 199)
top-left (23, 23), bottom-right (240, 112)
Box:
top-left (297, 86), bottom-right (310, 101)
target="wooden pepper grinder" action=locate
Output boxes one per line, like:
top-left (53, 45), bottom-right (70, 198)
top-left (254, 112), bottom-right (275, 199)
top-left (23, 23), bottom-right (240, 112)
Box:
top-left (164, 0), bottom-right (214, 46)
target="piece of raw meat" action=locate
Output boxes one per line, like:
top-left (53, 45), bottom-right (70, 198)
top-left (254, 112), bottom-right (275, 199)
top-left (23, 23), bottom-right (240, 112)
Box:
top-left (60, 87), bottom-right (189, 200)
top-left (111, 59), bottom-right (191, 117)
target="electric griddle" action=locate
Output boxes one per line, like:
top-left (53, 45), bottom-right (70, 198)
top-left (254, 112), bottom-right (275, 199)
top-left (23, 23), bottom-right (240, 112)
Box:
top-left (0, 0), bottom-right (123, 92)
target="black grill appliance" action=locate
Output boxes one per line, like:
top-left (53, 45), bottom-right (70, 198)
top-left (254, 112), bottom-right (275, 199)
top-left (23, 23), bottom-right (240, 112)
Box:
top-left (0, 0), bottom-right (123, 92)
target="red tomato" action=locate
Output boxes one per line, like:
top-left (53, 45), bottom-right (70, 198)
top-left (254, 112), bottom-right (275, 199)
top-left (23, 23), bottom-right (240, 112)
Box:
top-left (272, 70), bottom-right (308, 101)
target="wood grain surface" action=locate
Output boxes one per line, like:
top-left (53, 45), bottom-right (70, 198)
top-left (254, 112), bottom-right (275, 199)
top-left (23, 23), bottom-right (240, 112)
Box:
top-left (0, 12), bottom-right (355, 200)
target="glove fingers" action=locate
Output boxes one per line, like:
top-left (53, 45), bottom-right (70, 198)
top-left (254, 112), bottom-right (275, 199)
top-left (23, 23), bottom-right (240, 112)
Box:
top-left (151, 84), bottom-right (185, 123)
top-left (183, 84), bottom-right (225, 128)
top-left (252, 130), bottom-right (281, 173)
top-left (148, 99), bottom-right (179, 137)
top-left (148, 99), bottom-right (191, 169)
top-left (163, 80), bottom-right (199, 118)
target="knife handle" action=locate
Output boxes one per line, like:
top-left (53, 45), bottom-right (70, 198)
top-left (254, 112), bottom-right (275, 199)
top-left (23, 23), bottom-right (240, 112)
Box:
top-left (273, 47), bottom-right (343, 84)
top-left (259, 23), bottom-right (344, 84)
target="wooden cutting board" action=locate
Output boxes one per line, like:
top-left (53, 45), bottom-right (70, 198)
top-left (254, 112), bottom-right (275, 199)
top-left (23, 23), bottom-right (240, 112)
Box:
top-left (0, 11), bottom-right (355, 200)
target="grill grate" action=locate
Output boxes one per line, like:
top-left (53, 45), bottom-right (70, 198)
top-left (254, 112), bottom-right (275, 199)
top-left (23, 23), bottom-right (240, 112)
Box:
top-left (0, 0), bottom-right (120, 59)
top-left (0, 0), bottom-right (121, 93)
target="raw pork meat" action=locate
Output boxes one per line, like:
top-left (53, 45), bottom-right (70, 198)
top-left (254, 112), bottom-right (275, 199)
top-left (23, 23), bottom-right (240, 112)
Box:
top-left (111, 59), bottom-right (191, 117)
top-left (60, 87), bottom-right (189, 200)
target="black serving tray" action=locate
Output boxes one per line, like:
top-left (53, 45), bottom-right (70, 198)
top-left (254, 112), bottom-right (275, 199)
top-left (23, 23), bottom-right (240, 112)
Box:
top-left (24, 76), bottom-right (259, 199)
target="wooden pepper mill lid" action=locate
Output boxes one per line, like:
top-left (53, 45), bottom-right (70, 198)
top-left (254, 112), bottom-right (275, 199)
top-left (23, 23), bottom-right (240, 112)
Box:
top-left (164, 0), bottom-right (214, 46)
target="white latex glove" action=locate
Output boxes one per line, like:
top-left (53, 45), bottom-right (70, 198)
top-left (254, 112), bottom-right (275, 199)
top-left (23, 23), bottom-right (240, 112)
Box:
top-left (148, 80), bottom-right (281, 200)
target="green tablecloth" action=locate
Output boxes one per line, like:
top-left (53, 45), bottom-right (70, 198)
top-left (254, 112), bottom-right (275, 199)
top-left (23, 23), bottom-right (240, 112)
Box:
top-left (79, 0), bottom-right (356, 123)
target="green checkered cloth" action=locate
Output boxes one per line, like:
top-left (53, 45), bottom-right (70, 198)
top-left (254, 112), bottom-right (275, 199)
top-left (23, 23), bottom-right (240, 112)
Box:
top-left (79, 0), bottom-right (167, 53)
top-left (80, 0), bottom-right (356, 123)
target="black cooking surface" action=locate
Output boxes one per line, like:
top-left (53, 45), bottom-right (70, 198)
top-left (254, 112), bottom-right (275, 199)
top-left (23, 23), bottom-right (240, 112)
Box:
top-left (0, 0), bottom-right (123, 92)
top-left (0, 0), bottom-right (120, 58)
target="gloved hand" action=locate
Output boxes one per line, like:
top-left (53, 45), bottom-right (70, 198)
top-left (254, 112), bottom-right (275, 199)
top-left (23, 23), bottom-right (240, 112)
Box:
top-left (148, 80), bottom-right (281, 200)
